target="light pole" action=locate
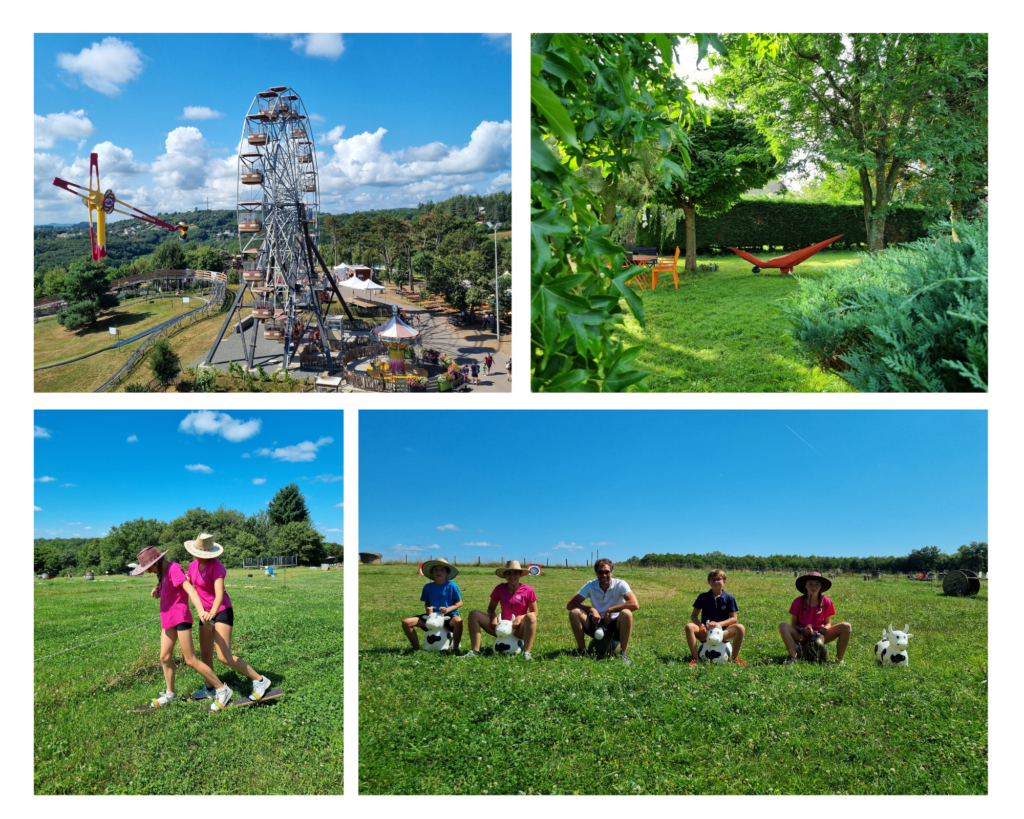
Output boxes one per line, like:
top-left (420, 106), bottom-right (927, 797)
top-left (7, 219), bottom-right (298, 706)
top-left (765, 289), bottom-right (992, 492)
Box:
top-left (486, 221), bottom-right (501, 345)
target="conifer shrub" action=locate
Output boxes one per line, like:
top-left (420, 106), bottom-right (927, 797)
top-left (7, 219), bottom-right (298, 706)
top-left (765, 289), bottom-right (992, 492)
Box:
top-left (782, 218), bottom-right (987, 392)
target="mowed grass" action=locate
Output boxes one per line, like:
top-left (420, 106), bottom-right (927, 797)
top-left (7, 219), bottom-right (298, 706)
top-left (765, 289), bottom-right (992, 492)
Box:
top-left (359, 565), bottom-right (986, 795)
top-left (615, 251), bottom-right (864, 392)
top-left (35, 567), bottom-right (342, 794)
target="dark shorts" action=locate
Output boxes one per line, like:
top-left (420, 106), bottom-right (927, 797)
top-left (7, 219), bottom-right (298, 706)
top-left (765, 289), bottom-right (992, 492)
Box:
top-left (583, 615), bottom-right (621, 640)
top-left (412, 613), bottom-right (461, 627)
top-left (173, 621), bottom-right (192, 632)
top-left (212, 607), bottom-right (234, 626)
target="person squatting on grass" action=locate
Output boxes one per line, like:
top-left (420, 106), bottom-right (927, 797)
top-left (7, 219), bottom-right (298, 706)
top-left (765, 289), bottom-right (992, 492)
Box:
top-left (566, 558), bottom-right (639, 665)
top-left (132, 546), bottom-right (232, 709)
top-left (184, 533), bottom-right (273, 703)
top-left (462, 560), bottom-right (538, 659)
top-left (685, 569), bottom-right (748, 667)
top-left (780, 571), bottom-right (852, 664)
top-left (402, 558), bottom-right (464, 651)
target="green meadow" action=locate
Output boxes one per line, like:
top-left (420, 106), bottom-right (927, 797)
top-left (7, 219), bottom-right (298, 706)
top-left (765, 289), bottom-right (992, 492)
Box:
top-left (34, 567), bottom-right (342, 794)
top-left (358, 564), bottom-right (986, 795)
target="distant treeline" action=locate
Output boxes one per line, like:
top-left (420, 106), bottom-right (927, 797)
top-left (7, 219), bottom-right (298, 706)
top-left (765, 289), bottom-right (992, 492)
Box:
top-left (632, 543), bottom-right (987, 574)
top-left (33, 485), bottom-right (342, 576)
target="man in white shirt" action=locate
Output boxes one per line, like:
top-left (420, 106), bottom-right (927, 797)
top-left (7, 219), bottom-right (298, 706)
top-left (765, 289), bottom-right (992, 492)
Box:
top-left (566, 558), bottom-right (639, 665)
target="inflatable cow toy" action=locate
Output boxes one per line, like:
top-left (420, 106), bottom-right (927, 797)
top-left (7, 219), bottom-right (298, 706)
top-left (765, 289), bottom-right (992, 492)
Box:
top-left (422, 611), bottom-right (453, 652)
top-left (697, 625), bottom-right (733, 664)
top-left (875, 624), bottom-right (913, 667)
top-left (493, 618), bottom-right (524, 656)
top-left (591, 624), bottom-right (621, 657)
top-left (801, 630), bottom-right (829, 664)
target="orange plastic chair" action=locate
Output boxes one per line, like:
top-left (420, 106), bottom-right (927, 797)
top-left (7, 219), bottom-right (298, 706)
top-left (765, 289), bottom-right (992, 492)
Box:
top-left (651, 247), bottom-right (681, 289)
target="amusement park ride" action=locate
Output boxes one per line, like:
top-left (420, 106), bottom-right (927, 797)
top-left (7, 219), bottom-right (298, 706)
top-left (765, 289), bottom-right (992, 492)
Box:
top-left (52, 154), bottom-right (191, 261)
top-left (203, 86), bottom-right (352, 374)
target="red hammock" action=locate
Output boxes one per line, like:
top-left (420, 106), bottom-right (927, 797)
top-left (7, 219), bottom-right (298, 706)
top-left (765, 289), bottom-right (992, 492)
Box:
top-left (728, 234), bottom-right (844, 274)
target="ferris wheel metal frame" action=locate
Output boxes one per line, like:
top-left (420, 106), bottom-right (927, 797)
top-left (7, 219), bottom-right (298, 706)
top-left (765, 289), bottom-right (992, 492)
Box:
top-left (205, 85), bottom-right (351, 374)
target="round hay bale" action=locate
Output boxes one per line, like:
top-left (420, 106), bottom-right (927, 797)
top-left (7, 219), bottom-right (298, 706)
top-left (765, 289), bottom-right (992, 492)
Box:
top-left (943, 569), bottom-right (981, 597)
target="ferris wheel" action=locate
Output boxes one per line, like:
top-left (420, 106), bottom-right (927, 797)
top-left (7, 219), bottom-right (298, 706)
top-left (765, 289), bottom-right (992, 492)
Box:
top-left (205, 86), bottom-right (351, 373)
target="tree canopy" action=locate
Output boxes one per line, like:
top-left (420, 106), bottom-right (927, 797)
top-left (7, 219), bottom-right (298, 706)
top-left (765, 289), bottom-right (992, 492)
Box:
top-left (56, 258), bottom-right (119, 331)
top-left (267, 483), bottom-right (311, 527)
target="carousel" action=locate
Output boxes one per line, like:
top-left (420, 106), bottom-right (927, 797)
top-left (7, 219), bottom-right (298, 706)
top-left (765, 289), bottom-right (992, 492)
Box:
top-left (368, 304), bottom-right (428, 386)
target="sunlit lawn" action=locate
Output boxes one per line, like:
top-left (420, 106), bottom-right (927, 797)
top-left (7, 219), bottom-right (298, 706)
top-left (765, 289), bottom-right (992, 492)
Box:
top-left (615, 250), bottom-right (864, 392)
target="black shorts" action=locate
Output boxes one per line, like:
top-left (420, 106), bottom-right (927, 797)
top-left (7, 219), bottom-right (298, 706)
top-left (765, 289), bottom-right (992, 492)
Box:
top-left (583, 615), bottom-right (621, 640)
top-left (212, 608), bottom-right (234, 626)
top-left (173, 621), bottom-right (192, 632)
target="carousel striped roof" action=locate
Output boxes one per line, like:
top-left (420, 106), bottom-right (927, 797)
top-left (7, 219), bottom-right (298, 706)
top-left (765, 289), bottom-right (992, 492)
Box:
top-left (373, 304), bottom-right (419, 342)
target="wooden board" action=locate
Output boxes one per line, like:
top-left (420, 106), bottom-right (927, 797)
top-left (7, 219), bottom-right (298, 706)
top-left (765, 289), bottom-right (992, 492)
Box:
top-left (943, 570), bottom-right (981, 597)
top-left (205, 688), bottom-right (284, 712)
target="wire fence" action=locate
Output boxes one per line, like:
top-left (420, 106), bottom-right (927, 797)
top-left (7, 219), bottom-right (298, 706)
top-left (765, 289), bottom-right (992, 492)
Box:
top-left (33, 617), bottom-right (160, 662)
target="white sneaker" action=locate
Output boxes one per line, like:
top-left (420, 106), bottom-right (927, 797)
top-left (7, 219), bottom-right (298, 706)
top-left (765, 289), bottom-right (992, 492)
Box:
top-left (251, 675), bottom-right (272, 701)
top-left (211, 686), bottom-right (233, 710)
top-left (459, 649), bottom-right (479, 657)
top-left (191, 685), bottom-right (213, 700)
top-left (152, 691), bottom-right (177, 707)
top-left (523, 652), bottom-right (533, 660)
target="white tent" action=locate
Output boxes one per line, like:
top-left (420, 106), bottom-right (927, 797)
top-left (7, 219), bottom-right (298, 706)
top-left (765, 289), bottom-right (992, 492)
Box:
top-left (339, 276), bottom-right (385, 292)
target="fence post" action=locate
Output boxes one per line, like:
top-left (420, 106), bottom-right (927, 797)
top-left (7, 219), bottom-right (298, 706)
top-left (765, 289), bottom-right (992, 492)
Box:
top-left (477, 556), bottom-right (480, 565)
top-left (565, 558), bottom-right (568, 567)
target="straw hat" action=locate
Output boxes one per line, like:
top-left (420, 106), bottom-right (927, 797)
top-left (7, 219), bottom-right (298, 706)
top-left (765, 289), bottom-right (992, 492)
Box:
top-left (495, 559), bottom-right (530, 580)
top-left (184, 532), bottom-right (224, 560)
top-left (421, 557), bottom-right (459, 580)
top-left (131, 546), bottom-right (168, 576)
top-left (795, 571), bottom-right (833, 594)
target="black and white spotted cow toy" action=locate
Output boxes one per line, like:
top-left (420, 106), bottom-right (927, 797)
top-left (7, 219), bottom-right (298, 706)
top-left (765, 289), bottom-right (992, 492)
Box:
top-left (697, 625), bottom-right (733, 664)
top-left (875, 623), bottom-right (913, 667)
top-left (422, 611), bottom-right (453, 652)
top-left (493, 618), bottom-right (524, 655)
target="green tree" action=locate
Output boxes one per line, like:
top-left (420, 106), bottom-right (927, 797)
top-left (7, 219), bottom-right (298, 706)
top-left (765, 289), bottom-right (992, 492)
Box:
top-left (149, 339), bottom-right (181, 386)
top-left (56, 258), bottom-right (119, 331)
top-left (712, 33), bottom-right (988, 250)
top-left (905, 545), bottom-right (943, 573)
top-left (651, 107), bottom-right (781, 271)
top-left (152, 240), bottom-right (187, 270)
top-left (41, 266), bottom-right (68, 298)
top-left (267, 483), bottom-right (311, 526)
top-left (102, 518), bottom-right (167, 574)
top-left (184, 245), bottom-right (225, 272)
top-left (954, 541), bottom-right (988, 573)
top-left (271, 521), bottom-right (326, 565)
top-left (77, 538), bottom-right (102, 570)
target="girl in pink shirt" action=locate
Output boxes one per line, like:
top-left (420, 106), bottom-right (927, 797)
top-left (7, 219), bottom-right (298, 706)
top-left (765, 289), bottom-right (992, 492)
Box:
top-left (462, 561), bottom-right (538, 659)
top-left (184, 533), bottom-right (272, 703)
top-left (779, 572), bottom-right (852, 663)
top-left (131, 546), bottom-right (232, 709)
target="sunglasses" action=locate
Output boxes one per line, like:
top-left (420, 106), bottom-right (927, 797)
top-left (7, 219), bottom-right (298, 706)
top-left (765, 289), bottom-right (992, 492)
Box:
top-left (596, 570), bottom-right (612, 576)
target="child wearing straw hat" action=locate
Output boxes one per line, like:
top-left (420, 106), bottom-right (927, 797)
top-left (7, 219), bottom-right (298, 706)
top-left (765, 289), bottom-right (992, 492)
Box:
top-left (779, 571), bottom-right (852, 664)
top-left (132, 546), bottom-right (233, 709)
top-left (184, 533), bottom-right (273, 703)
top-left (401, 558), bottom-right (464, 652)
top-left (462, 560), bottom-right (538, 660)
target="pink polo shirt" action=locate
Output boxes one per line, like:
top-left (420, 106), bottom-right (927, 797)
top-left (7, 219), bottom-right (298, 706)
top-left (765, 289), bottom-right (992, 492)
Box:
top-left (159, 562), bottom-right (193, 629)
top-left (187, 558), bottom-right (231, 613)
top-left (789, 595), bottom-right (836, 631)
top-left (489, 582), bottom-right (537, 621)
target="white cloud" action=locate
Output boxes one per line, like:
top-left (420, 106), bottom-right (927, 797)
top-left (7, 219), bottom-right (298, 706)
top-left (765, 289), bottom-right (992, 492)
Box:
top-left (65, 521), bottom-right (82, 526)
top-left (255, 437), bottom-right (333, 463)
top-left (35, 476), bottom-right (56, 482)
top-left (390, 543), bottom-right (438, 553)
top-left (34, 506), bottom-right (42, 512)
top-left (313, 474), bottom-right (343, 483)
top-left (180, 410), bottom-right (261, 442)
top-left (553, 541), bottom-right (583, 550)
top-left (536, 552), bottom-right (552, 557)
top-left (84, 526), bottom-right (91, 530)
top-left (253, 478), bottom-right (266, 485)
top-left (34, 111), bottom-right (95, 149)
top-left (308, 113), bottom-right (326, 124)
top-left (61, 483), bottom-right (75, 487)
top-left (322, 527), bottom-right (343, 533)
top-left (302, 33), bottom-right (345, 59)
top-left (182, 106), bottom-right (223, 121)
top-left (483, 34), bottom-right (512, 51)
top-left (185, 464), bottom-right (213, 474)
top-left (241, 453), bottom-right (251, 459)
top-left (590, 541), bottom-right (615, 546)
top-left (464, 541), bottom-right (500, 547)
top-left (34, 426), bottom-right (51, 438)
top-left (486, 173), bottom-right (512, 193)
top-left (333, 502), bottom-right (344, 508)
top-left (151, 127), bottom-right (210, 192)
top-left (436, 523), bottom-right (461, 531)
top-left (56, 37), bottom-right (144, 95)
top-left (127, 435), bottom-right (138, 443)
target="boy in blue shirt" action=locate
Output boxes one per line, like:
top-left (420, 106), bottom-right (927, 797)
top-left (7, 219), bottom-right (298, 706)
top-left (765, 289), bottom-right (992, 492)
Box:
top-left (684, 569), bottom-right (747, 666)
top-left (401, 558), bottom-right (464, 652)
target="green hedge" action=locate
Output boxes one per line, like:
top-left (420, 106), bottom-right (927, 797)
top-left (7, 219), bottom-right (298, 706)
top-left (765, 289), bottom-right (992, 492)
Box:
top-left (636, 199), bottom-right (933, 255)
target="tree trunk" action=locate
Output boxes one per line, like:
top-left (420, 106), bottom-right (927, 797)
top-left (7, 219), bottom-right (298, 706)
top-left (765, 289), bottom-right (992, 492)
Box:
top-left (682, 201), bottom-right (697, 272)
top-left (406, 243), bottom-right (414, 292)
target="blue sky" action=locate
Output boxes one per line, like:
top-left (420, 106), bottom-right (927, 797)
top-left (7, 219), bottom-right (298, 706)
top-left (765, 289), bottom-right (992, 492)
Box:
top-left (359, 410), bottom-right (987, 563)
top-left (34, 33), bottom-right (511, 224)
top-left (34, 410), bottom-right (343, 542)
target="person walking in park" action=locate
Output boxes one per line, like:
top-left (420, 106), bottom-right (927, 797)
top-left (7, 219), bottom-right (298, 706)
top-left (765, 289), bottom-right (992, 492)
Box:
top-left (462, 560), bottom-right (538, 659)
top-left (484, 352), bottom-right (494, 375)
top-left (780, 571), bottom-right (852, 664)
top-left (184, 533), bottom-right (273, 703)
top-left (505, 357), bottom-right (512, 382)
top-left (566, 558), bottom-right (639, 665)
top-left (684, 569), bottom-right (747, 666)
top-left (470, 360), bottom-right (480, 385)
top-left (401, 558), bottom-right (464, 652)
top-left (132, 546), bottom-right (233, 709)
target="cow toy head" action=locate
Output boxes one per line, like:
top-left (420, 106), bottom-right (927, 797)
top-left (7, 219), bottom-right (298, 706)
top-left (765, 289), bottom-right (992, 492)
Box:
top-left (874, 623), bottom-right (913, 667)
top-left (697, 625), bottom-right (733, 664)
top-left (493, 619), bottom-right (524, 655)
top-left (422, 611), bottom-right (453, 652)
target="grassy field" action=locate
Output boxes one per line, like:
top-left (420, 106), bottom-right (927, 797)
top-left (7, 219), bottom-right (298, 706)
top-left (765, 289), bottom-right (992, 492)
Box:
top-left (615, 250), bottom-right (864, 392)
top-left (34, 567), bottom-right (342, 794)
top-left (358, 565), bottom-right (986, 795)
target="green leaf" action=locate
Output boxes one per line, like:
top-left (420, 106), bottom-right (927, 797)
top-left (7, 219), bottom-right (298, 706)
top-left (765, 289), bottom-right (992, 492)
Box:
top-left (531, 130), bottom-right (561, 173)
top-left (531, 78), bottom-right (579, 149)
top-left (531, 53), bottom-right (544, 76)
